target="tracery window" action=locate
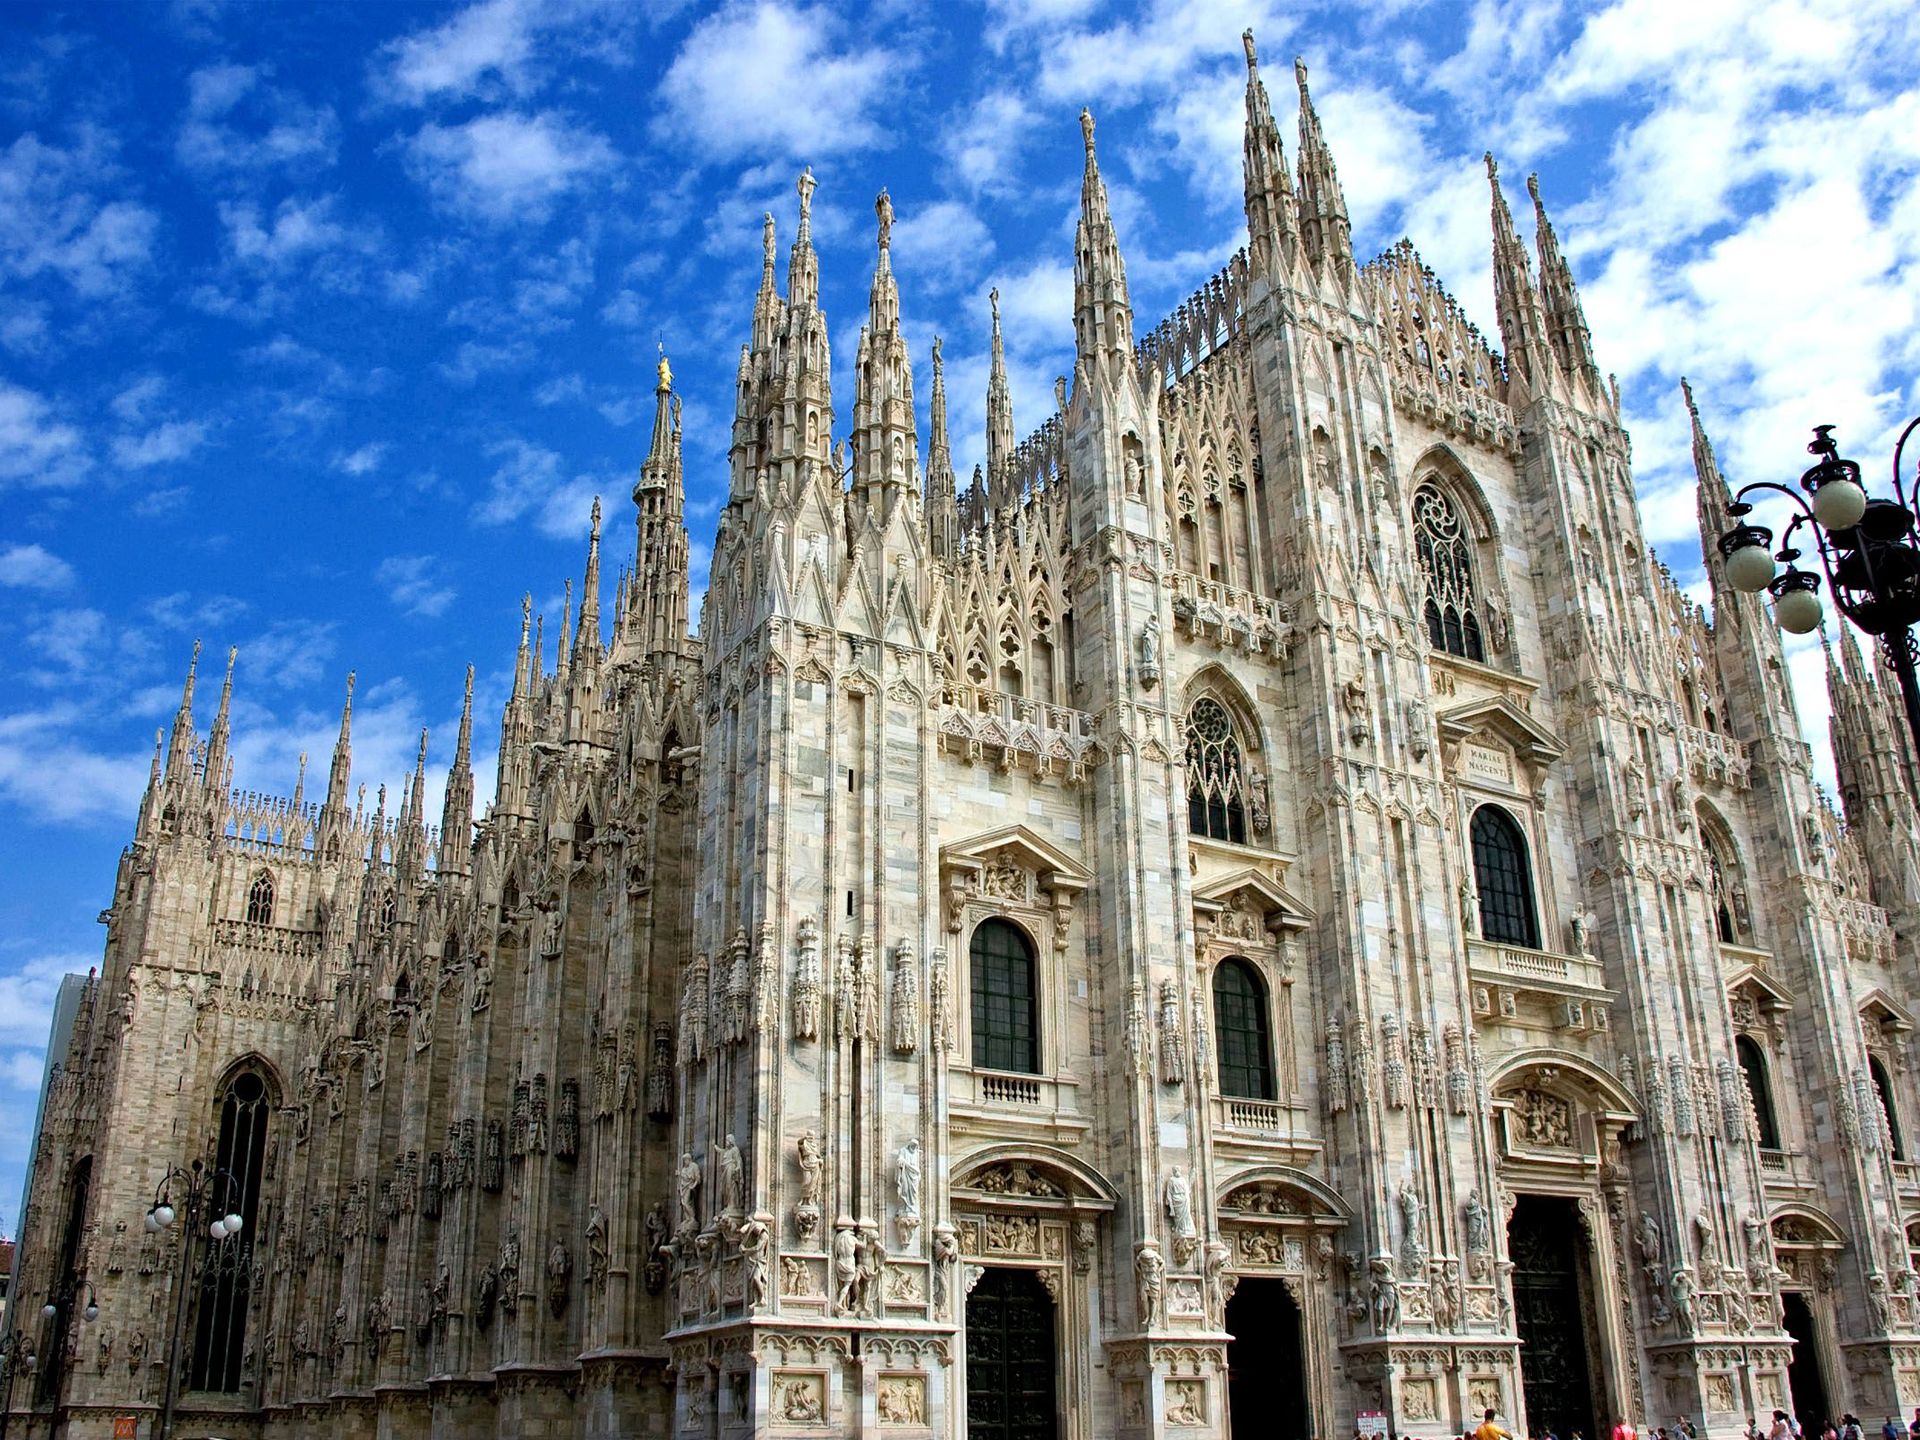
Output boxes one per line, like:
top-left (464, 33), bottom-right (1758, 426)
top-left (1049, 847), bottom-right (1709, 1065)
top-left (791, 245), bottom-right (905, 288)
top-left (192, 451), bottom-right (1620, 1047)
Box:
top-left (970, 918), bottom-right (1038, 1074)
top-left (1707, 846), bottom-right (1736, 943)
top-left (1871, 1055), bottom-right (1906, 1160)
top-left (189, 1067), bottom-right (272, 1393)
top-left (244, 870), bottom-right (274, 927)
top-left (1213, 958), bottom-right (1274, 1100)
top-left (1735, 1035), bottom-right (1781, 1150)
top-left (1185, 698), bottom-right (1248, 845)
top-left (1471, 805), bottom-right (1541, 949)
top-left (1413, 484), bottom-right (1485, 662)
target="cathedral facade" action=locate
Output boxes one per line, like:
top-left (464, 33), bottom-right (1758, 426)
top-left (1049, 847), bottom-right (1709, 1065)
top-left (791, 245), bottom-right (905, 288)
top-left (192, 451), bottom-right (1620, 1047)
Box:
top-left (12, 32), bottom-right (1920, 1440)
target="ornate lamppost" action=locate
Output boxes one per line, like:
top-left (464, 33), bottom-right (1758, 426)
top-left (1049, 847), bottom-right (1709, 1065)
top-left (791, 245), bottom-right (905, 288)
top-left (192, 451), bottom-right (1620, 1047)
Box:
top-left (145, 1159), bottom-right (245, 1440)
top-left (1717, 419), bottom-right (1920, 795)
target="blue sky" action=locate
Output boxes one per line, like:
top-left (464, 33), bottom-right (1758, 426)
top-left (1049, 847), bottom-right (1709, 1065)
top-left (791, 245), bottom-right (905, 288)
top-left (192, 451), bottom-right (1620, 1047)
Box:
top-left (1, 0), bottom-right (1916, 1230)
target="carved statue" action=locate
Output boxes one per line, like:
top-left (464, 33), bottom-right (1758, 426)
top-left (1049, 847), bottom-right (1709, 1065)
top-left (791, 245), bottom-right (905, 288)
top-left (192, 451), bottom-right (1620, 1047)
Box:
top-left (792, 918), bottom-right (821, 1041)
top-left (1464, 1190), bottom-right (1491, 1256)
top-left (856, 1225), bottom-right (882, 1317)
top-left (1669, 1267), bottom-right (1695, 1332)
top-left (717, 1134), bottom-right (745, 1214)
top-left (1157, 980), bottom-right (1185, 1084)
top-left (586, 1203), bottom-right (609, 1286)
top-left (675, 1152), bottom-right (701, 1235)
top-left (1163, 1167), bottom-right (1196, 1249)
top-left (1398, 1183), bottom-right (1426, 1271)
top-left (796, 1130), bottom-right (824, 1205)
top-left (895, 1137), bottom-right (922, 1217)
top-left (833, 1225), bottom-right (860, 1313)
top-left (1136, 615), bottom-right (1162, 690)
top-left (1369, 1256), bottom-right (1399, 1332)
top-left (470, 952), bottom-right (491, 1011)
top-left (1134, 1244), bottom-right (1165, 1327)
top-left (738, 1215), bottom-right (770, 1310)
top-left (546, 1240), bottom-right (572, 1317)
top-left (1568, 905), bottom-right (1595, 958)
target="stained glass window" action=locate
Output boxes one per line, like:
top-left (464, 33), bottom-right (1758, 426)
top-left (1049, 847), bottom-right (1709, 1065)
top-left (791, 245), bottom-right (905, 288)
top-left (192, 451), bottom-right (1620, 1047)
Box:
top-left (1213, 959), bottom-right (1273, 1100)
top-left (1413, 484), bottom-right (1485, 662)
top-left (189, 1068), bottom-right (272, 1392)
top-left (1186, 698), bottom-right (1248, 845)
top-left (1735, 1035), bottom-right (1780, 1149)
top-left (971, 919), bottom-right (1038, 1074)
top-left (1471, 805), bottom-right (1540, 949)
top-left (245, 870), bottom-right (274, 926)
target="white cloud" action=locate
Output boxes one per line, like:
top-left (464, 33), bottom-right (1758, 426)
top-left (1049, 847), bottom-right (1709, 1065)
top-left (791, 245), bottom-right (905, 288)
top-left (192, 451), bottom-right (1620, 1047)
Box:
top-left (375, 0), bottom-right (634, 105)
top-left (891, 200), bottom-right (995, 293)
top-left (0, 381), bottom-right (89, 488)
top-left (0, 131), bottom-right (158, 298)
top-left (377, 554), bottom-right (458, 618)
top-left (0, 709), bottom-right (149, 824)
top-left (405, 111), bottom-right (617, 224)
top-left (0, 543), bottom-right (74, 590)
top-left (475, 437), bottom-right (605, 540)
top-left (943, 91), bottom-right (1035, 195)
top-left (335, 442), bottom-right (387, 475)
top-left (111, 420), bottom-right (208, 469)
top-left (111, 374), bottom-right (167, 424)
top-left (658, 2), bottom-right (896, 162)
top-left (175, 63), bottom-right (337, 174)
top-left (219, 195), bottom-right (354, 265)
top-left (0, 951), bottom-right (94, 1049)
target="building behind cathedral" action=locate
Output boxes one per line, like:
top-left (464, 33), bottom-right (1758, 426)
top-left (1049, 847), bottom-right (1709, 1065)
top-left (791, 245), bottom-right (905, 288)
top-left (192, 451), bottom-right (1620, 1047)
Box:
top-left (11, 30), bottom-right (1920, 1440)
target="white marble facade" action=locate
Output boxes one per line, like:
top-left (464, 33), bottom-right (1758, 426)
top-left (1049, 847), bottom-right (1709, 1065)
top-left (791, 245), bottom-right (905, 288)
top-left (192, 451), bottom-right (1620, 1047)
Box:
top-left (13, 30), bottom-right (1920, 1440)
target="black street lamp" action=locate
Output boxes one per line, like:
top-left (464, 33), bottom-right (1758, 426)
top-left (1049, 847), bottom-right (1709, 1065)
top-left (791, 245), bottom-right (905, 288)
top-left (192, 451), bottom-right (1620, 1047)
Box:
top-left (145, 1159), bottom-right (245, 1440)
top-left (1717, 419), bottom-right (1920, 796)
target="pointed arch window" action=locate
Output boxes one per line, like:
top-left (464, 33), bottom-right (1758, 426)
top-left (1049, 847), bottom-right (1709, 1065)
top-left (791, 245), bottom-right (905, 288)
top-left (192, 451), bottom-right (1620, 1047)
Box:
top-left (1871, 1055), bottom-right (1906, 1160)
top-left (1413, 483), bottom-right (1485, 662)
top-left (1185, 698), bottom-right (1248, 845)
top-left (1735, 1034), bottom-right (1781, 1150)
top-left (189, 1066), bottom-right (273, 1393)
top-left (1213, 958), bottom-right (1273, 1100)
top-left (1707, 846), bottom-right (1736, 943)
top-left (1470, 805), bottom-right (1540, 949)
top-left (970, 918), bottom-right (1038, 1074)
top-left (245, 870), bottom-right (275, 927)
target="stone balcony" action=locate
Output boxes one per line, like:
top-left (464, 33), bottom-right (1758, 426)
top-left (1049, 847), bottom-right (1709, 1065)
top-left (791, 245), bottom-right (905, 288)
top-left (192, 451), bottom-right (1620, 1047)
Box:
top-left (1467, 938), bottom-right (1614, 1028)
top-left (934, 686), bottom-right (1099, 781)
top-left (950, 1066), bottom-right (1090, 1142)
top-left (1757, 1147), bottom-right (1822, 1196)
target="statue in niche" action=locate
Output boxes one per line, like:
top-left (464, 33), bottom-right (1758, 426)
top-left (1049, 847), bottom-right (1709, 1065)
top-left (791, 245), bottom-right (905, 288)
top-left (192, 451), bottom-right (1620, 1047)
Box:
top-left (1163, 1168), bottom-right (1197, 1264)
top-left (1136, 615), bottom-right (1162, 691)
top-left (856, 1225), bottom-right (882, 1317)
top-left (738, 1215), bottom-right (770, 1310)
top-left (1135, 1244), bottom-right (1165, 1327)
top-left (1464, 1190), bottom-right (1491, 1256)
top-left (499, 1225), bottom-right (522, 1307)
top-left (675, 1151), bottom-right (701, 1236)
top-left (833, 1224), bottom-right (860, 1314)
top-left (546, 1240), bottom-right (572, 1317)
top-left (470, 953), bottom-right (490, 1011)
top-left (1369, 1257), bottom-right (1400, 1332)
top-left (586, 1203), bottom-right (609, 1286)
top-left (895, 1138), bottom-right (922, 1217)
top-left (1398, 1184), bottom-right (1427, 1272)
top-left (717, 1133), bottom-right (745, 1215)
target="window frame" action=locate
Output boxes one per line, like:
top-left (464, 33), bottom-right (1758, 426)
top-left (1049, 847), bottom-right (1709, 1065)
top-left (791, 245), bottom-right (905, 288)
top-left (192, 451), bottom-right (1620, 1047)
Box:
top-left (1470, 803), bottom-right (1542, 949)
top-left (1184, 694), bottom-right (1251, 847)
top-left (969, 916), bottom-right (1041, 1076)
top-left (188, 1063), bottom-right (274, 1394)
top-left (1412, 481), bottom-right (1487, 664)
top-left (244, 869), bottom-right (275, 927)
top-left (1734, 1033), bottom-right (1781, 1150)
top-left (1211, 956), bottom-right (1275, 1101)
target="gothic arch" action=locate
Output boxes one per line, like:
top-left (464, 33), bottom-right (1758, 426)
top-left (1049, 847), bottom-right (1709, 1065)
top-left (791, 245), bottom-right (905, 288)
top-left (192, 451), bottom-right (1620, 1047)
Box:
top-left (212, 1050), bottom-right (285, 1106)
top-left (1486, 1050), bottom-right (1638, 1117)
top-left (1409, 444), bottom-right (1499, 544)
top-left (953, 1143), bottom-right (1120, 1209)
top-left (1214, 1163), bottom-right (1353, 1221)
top-left (1181, 664), bottom-right (1267, 761)
top-left (1768, 1204), bottom-right (1846, 1247)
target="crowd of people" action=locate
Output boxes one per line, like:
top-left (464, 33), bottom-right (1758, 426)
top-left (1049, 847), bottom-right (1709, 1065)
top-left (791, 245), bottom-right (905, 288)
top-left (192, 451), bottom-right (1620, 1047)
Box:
top-left (1382, 1405), bottom-right (1920, 1440)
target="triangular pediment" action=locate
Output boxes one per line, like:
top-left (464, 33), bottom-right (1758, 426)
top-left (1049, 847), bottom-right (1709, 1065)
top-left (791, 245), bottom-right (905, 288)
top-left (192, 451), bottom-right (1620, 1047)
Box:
top-left (1726, 963), bottom-right (1795, 1015)
top-left (940, 823), bottom-right (1090, 890)
top-left (1192, 867), bottom-right (1313, 930)
top-left (1860, 987), bottom-right (1914, 1034)
top-left (1438, 695), bottom-right (1564, 766)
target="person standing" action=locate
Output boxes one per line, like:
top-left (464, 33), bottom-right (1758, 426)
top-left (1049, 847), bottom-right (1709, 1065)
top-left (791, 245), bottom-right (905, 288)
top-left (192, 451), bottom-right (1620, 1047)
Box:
top-left (1473, 1409), bottom-right (1513, 1440)
top-left (1611, 1421), bottom-right (1638, 1440)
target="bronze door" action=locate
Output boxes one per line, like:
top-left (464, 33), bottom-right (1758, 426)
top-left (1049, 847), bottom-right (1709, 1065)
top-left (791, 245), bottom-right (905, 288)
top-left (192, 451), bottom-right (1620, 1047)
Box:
top-left (1509, 1195), bottom-right (1598, 1439)
top-left (966, 1266), bottom-right (1058, 1440)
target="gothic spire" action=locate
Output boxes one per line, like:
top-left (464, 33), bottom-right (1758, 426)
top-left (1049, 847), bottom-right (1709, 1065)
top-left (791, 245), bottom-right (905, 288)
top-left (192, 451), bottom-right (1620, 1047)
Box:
top-left (986, 287), bottom-right (1016, 506)
top-left (203, 645), bottom-right (237, 799)
top-left (1486, 153), bottom-right (1551, 396)
top-left (1072, 108), bottom-right (1135, 379)
top-left (318, 671), bottom-right (355, 859)
top-left (788, 167), bottom-right (820, 312)
top-left (513, 595), bottom-right (532, 698)
top-left (926, 336), bottom-right (958, 560)
top-left (163, 640), bottom-right (200, 786)
top-left (634, 357), bottom-right (690, 658)
top-left (754, 211), bottom-right (782, 351)
top-left (574, 498), bottom-right (602, 664)
top-left (1528, 172), bottom-right (1601, 396)
top-left (1292, 58), bottom-right (1352, 280)
top-left (1241, 29), bottom-right (1297, 279)
top-left (850, 187), bottom-right (917, 512)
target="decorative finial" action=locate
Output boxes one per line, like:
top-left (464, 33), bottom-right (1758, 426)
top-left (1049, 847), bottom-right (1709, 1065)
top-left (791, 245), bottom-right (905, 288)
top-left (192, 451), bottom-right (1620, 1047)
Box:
top-left (1079, 108), bottom-right (1096, 157)
top-left (1484, 151), bottom-right (1498, 180)
top-left (932, 336), bottom-right (943, 368)
top-left (1294, 56), bottom-right (1309, 92)
top-left (1526, 171), bottom-right (1541, 203)
top-left (590, 495), bottom-right (602, 537)
top-left (1680, 376), bottom-right (1698, 416)
top-left (875, 188), bottom-right (893, 251)
top-left (656, 344), bottom-right (672, 391)
top-left (1242, 28), bottom-right (1257, 69)
top-left (797, 167), bottom-right (816, 218)
top-left (990, 286), bottom-right (1000, 326)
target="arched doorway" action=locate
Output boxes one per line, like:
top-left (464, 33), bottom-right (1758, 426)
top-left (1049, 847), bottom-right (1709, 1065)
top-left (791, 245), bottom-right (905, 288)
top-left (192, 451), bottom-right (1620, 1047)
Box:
top-left (1508, 1195), bottom-right (1599, 1439)
top-left (1781, 1292), bottom-right (1830, 1426)
top-left (1225, 1277), bottom-right (1309, 1439)
top-left (966, 1266), bottom-right (1057, 1440)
